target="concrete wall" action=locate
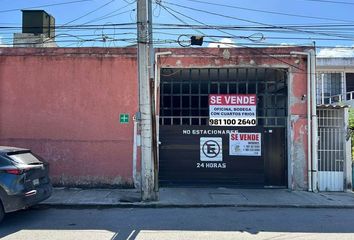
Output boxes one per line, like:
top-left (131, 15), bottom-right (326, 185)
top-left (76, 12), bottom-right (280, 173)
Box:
top-left (13, 33), bottom-right (58, 47)
top-left (0, 48), bottom-right (138, 187)
top-left (157, 47), bottom-right (310, 190)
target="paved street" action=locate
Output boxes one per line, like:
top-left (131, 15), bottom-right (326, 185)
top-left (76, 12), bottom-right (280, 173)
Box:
top-left (1, 207), bottom-right (354, 240)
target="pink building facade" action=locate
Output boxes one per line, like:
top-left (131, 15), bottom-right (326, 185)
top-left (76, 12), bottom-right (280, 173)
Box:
top-left (0, 47), bottom-right (310, 190)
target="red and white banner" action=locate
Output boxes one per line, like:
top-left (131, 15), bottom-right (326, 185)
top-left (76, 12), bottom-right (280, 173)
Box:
top-left (209, 94), bottom-right (257, 126)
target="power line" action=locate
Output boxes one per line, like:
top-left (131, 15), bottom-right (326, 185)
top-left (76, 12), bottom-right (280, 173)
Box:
top-left (60, 0), bottom-right (116, 26)
top-left (159, 3), bottom-right (264, 44)
top-left (0, 23), bottom-right (136, 30)
top-left (302, 0), bottom-right (354, 5)
top-left (2, 33), bottom-right (353, 49)
top-left (0, 0), bottom-right (92, 14)
top-left (0, 46), bottom-right (139, 54)
top-left (163, 1), bottom-right (354, 40)
top-left (55, 2), bottom-right (134, 37)
top-left (3, 22), bottom-right (354, 28)
top-left (0, 32), bottom-right (137, 40)
top-left (2, 23), bottom-right (354, 40)
top-left (157, 4), bottom-right (206, 37)
top-left (4, 29), bottom-right (354, 43)
top-left (184, 0), bottom-right (354, 23)
top-left (0, 37), bottom-right (137, 46)
top-left (81, 6), bottom-right (135, 25)
top-left (4, 22), bottom-right (354, 30)
top-left (157, 2), bottom-right (305, 71)
top-left (153, 31), bottom-right (354, 41)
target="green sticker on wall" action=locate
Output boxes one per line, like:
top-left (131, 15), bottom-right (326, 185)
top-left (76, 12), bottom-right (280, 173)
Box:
top-left (119, 113), bottom-right (129, 124)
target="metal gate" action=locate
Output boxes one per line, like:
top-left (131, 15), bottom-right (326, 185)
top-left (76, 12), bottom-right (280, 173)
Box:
top-left (159, 68), bottom-right (288, 187)
top-left (317, 106), bottom-right (346, 191)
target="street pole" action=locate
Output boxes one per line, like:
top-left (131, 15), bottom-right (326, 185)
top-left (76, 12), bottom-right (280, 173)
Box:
top-left (137, 0), bottom-right (157, 201)
top-left (147, 0), bottom-right (159, 193)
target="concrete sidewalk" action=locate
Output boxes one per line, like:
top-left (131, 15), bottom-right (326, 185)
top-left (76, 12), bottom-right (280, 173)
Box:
top-left (40, 187), bottom-right (354, 208)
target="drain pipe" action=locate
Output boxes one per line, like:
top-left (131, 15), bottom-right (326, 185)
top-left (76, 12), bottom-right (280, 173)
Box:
top-left (291, 50), bottom-right (312, 191)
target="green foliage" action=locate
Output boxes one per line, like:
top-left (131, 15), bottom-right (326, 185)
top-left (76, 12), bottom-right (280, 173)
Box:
top-left (349, 108), bottom-right (354, 161)
top-left (350, 109), bottom-right (354, 128)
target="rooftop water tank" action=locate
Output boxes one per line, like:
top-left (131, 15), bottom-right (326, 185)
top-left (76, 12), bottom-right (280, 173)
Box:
top-left (22, 10), bottom-right (55, 38)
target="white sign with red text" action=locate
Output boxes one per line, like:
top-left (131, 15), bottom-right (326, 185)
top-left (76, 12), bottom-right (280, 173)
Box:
top-left (209, 94), bottom-right (257, 126)
top-left (229, 132), bottom-right (261, 156)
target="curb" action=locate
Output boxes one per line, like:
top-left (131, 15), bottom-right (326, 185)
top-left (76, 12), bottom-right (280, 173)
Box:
top-left (37, 202), bottom-right (354, 209)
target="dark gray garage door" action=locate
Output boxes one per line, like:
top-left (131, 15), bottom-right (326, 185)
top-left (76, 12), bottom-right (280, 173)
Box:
top-left (159, 68), bottom-right (288, 187)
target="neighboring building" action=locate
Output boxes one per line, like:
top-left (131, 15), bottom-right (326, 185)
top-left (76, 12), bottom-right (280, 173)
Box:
top-left (317, 105), bottom-right (351, 191)
top-left (13, 10), bottom-right (57, 47)
top-left (13, 33), bottom-right (57, 48)
top-left (316, 57), bottom-right (354, 191)
top-left (0, 46), bottom-right (351, 191)
top-left (0, 48), bottom-right (137, 187)
top-left (316, 57), bottom-right (354, 106)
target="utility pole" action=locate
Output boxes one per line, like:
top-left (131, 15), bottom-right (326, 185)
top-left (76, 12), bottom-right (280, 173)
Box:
top-left (137, 0), bottom-right (158, 201)
top-left (147, 0), bottom-right (159, 193)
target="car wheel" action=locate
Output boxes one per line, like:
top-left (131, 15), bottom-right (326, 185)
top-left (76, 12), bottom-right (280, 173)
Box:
top-left (0, 201), bottom-right (4, 223)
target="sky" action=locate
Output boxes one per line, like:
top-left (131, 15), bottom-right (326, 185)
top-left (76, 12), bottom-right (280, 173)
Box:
top-left (0, 0), bottom-right (354, 56)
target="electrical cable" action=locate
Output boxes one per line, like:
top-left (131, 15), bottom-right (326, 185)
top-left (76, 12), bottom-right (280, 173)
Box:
top-left (184, 0), bottom-right (354, 23)
top-left (3, 28), bottom-right (352, 43)
top-left (152, 31), bottom-right (354, 41)
top-left (82, 9), bottom-right (135, 25)
top-left (158, 2), bottom-right (264, 46)
top-left (157, 4), bottom-right (206, 38)
top-left (2, 0), bottom-right (354, 49)
top-left (5, 22), bottom-right (354, 31)
top-left (79, 2), bottom-right (136, 25)
top-left (153, 3), bottom-right (162, 17)
top-left (0, 37), bottom-right (138, 47)
top-left (302, 0), bottom-right (354, 5)
top-left (4, 31), bottom-right (354, 47)
top-left (163, 1), bottom-right (354, 40)
top-left (60, 0), bottom-right (116, 26)
top-left (0, 0), bottom-right (92, 14)
top-left (41, 1), bottom-right (131, 47)
top-left (0, 22), bottom-right (352, 29)
top-left (157, 2), bottom-right (305, 71)
top-left (123, 0), bottom-right (136, 3)
top-left (2, 34), bottom-right (353, 52)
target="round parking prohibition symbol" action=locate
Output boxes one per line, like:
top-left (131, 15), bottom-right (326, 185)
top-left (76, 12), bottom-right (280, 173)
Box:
top-left (202, 140), bottom-right (220, 158)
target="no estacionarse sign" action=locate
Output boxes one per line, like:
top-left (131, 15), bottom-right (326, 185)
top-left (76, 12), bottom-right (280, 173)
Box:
top-left (209, 94), bottom-right (257, 126)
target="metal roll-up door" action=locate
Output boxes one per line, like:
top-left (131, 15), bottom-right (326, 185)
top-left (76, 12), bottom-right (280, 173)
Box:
top-left (159, 68), bottom-right (288, 187)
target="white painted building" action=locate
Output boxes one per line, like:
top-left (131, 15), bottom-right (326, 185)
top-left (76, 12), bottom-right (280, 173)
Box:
top-left (316, 57), bottom-right (353, 191)
top-left (316, 58), bottom-right (354, 106)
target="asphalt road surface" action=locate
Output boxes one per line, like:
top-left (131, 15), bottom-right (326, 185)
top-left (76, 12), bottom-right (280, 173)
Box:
top-left (1, 207), bottom-right (354, 240)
